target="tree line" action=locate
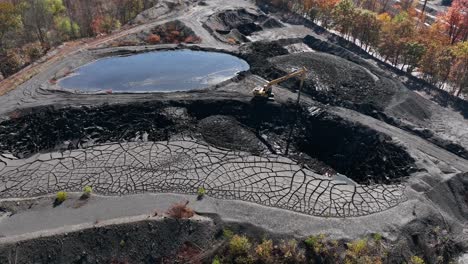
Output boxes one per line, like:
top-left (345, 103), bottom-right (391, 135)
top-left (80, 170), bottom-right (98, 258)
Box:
top-left (263, 0), bottom-right (467, 96)
top-left (0, 0), bottom-right (157, 77)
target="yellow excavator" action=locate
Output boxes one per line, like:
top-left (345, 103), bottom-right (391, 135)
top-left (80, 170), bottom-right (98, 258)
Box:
top-left (252, 67), bottom-right (308, 99)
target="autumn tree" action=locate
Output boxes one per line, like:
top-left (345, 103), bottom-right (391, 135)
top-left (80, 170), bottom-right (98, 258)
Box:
top-left (400, 41), bottom-right (425, 72)
top-left (421, 45), bottom-right (453, 86)
top-left (91, 15), bottom-right (121, 35)
top-left (376, 12), bottom-right (392, 23)
top-left (303, 0), bottom-right (319, 21)
top-left (418, 22), bottom-right (452, 85)
top-left (439, 0), bottom-right (468, 44)
top-left (46, 0), bottom-right (66, 15)
top-left (303, 0), bottom-right (339, 27)
top-left (332, 0), bottom-right (356, 36)
top-left (121, 0), bottom-right (144, 23)
top-left (450, 41), bottom-right (468, 96)
top-left (350, 9), bottom-right (381, 50)
top-left (37, 0), bottom-right (80, 42)
top-left (377, 11), bottom-right (416, 66)
top-left (398, 0), bottom-right (415, 11)
top-left (61, 0), bottom-right (96, 36)
top-left (19, 0), bottom-right (70, 46)
top-left (0, 2), bottom-right (22, 51)
top-left (377, 0), bottom-right (392, 12)
top-left (147, 33), bottom-right (161, 44)
top-left (55, 16), bottom-right (80, 41)
top-left (21, 0), bottom-right (54, 46)
top-left (355, 0), bottom-right (379, 12)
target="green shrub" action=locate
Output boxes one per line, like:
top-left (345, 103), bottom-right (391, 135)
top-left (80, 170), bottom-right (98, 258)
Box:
top-left (410, 256), bottom-right (425, 264)
top-left (305, 234), bottom-right (327, 254)
top-left (344, 238), bottom-right (385, 264)
top-left (83, 186), bottom-right (92, 197)
top-left (0, 51), bottom-right (23, 76)
top-left (197, 187), bottom-right (206, 199)
top-left (212, 256), bottom-right (221, 264)
top-left (56, 191), bottom-right (68, 203)
top-left (223, 228), bottom-right (234, 239)
top-left (234, 255), bottom-right (254, 264)
top-left (373, 233), bottom-right (383, 242)
top-left (255, 239), bottom-right (273, 263)
top-left (229, 235), bottom-right (251, 256)
top-left (279, 240), bottom-right (305, 263)
top-left (346, 239), bottom-right (368, 257)
top-left (26, 43), bottom-right (43, 61)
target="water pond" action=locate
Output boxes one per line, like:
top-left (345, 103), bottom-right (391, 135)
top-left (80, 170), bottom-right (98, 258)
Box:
top-left (58, 50), bottom-right (249, 93)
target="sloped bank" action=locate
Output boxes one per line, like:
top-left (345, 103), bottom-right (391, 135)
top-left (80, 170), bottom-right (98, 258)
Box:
top-left (0, 205), bottom-right (464, 264)
top-left (0, 216), bottom-right (218, 264)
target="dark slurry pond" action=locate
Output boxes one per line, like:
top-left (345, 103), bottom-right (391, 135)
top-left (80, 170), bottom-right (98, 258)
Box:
top-left (58, 50), bottom-right (250, 93)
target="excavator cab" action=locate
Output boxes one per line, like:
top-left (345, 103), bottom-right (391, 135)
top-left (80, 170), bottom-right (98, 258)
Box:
top-left (252, 67), bottom-right (307, 100)
top-left (252, 84), bottom-right (274, 99)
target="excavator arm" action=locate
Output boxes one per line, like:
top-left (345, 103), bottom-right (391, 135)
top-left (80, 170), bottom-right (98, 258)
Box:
top-left (265, 67), bottom-right (307, 88)
top-left (253, 67), bottom-right (308, 98)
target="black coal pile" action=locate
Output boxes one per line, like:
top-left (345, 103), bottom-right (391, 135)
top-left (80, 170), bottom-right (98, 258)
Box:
top-left (204, 9), bottom-right (283, 44)
top-left (239, 41), bottom-right (289, 79)
top-left (0, 103), bottom-right (177, 158)
top-left (270, 52), bottom-right (397, 109)
top-left (198, 115), bottom-right (268, 154)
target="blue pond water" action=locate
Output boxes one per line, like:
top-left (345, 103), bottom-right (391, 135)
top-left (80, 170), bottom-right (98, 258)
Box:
top-left (58, 50), bottom-right (250, 93)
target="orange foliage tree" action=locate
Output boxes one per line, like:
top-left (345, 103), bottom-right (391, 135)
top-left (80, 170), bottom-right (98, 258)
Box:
top-left (146, 34), bottom-right (161, 44)
top-left (417, 22), bottom-right (452, 84)
top-left (439, 0), bottom-right (468, 44)
top-left (377, 11), bottom-right (416, 66)
top-left (450, 41), bottom-right (468, 95)
top-left (303, 0), bottom-right (340, 26)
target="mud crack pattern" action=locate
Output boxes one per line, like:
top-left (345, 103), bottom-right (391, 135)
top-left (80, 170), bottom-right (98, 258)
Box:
top-left (0, 139), bottom-right (405, 217)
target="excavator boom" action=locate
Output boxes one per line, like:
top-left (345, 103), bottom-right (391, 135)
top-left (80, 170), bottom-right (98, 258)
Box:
top-left (265, 67), bottom-right (307, 87)
top-left (252, 67), bottom-right (308, 99)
